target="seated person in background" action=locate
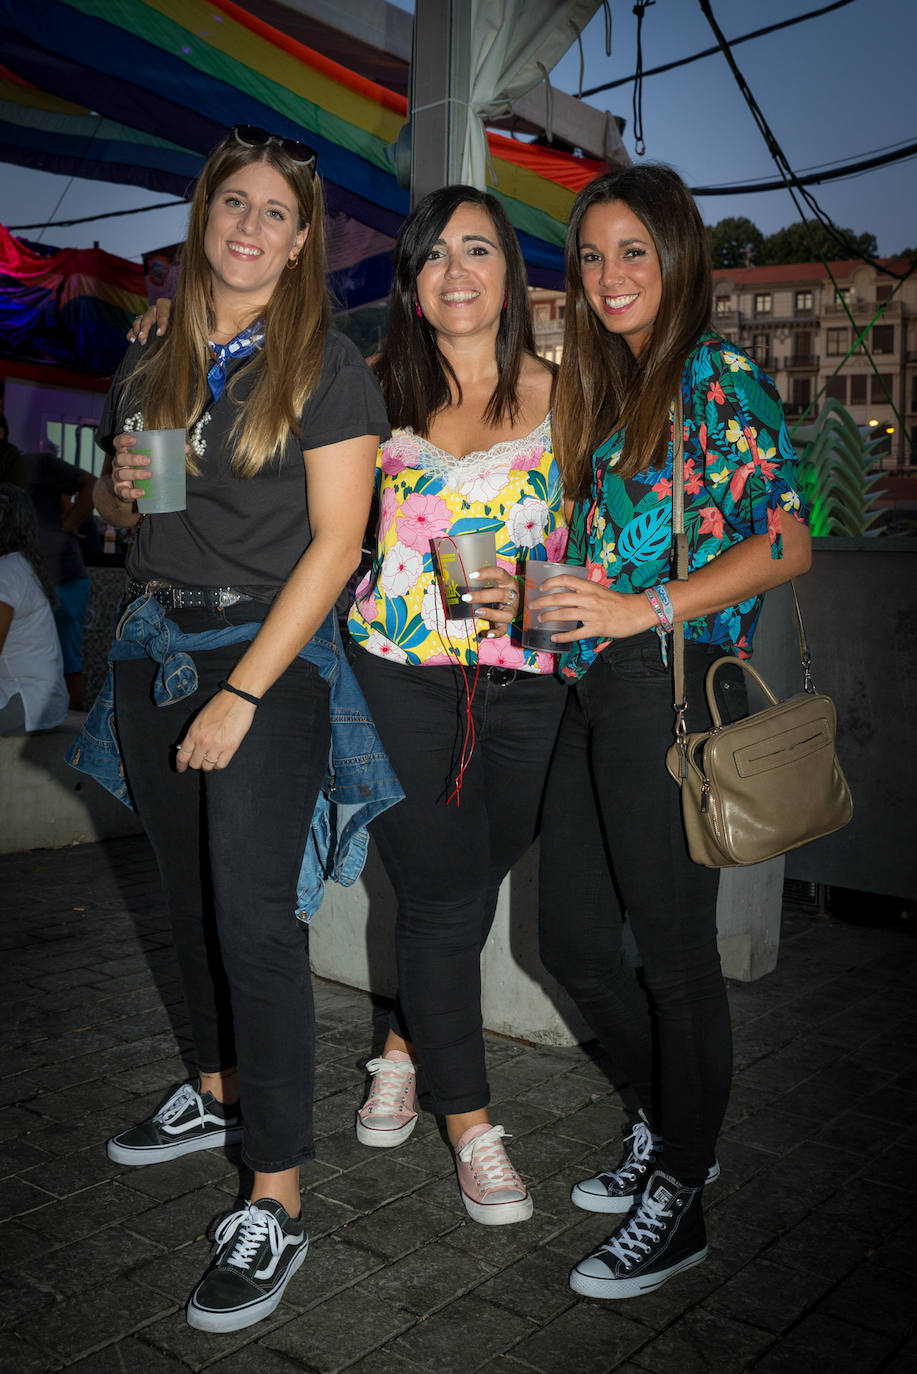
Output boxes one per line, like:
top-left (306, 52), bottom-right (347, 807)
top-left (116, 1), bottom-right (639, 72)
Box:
top-left (0, 484), bottom-right (68, 734)
top-left (25, 443), bottom-right (94, 711)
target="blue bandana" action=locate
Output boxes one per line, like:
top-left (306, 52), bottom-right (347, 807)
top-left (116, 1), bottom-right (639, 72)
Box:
top-left (207, 322), bottom-right (264, 401)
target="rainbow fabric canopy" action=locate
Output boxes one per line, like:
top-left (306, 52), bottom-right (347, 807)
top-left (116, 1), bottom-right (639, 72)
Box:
top-left (0, 0), bottom-right (607, 301)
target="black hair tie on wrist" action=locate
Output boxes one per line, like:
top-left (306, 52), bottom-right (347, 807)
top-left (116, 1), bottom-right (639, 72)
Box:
top-left (219, 679), bottom-right (262, 707)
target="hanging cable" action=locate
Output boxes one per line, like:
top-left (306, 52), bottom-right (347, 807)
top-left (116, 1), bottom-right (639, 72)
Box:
top-left (697, 0), bottom-right (907, 280)
top-left (631, 1), bottom-right (655, 156)
top-left (580, 0), bottom-right (855, 98)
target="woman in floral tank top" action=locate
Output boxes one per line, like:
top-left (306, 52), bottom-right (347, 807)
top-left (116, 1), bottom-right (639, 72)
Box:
top-left (532, 167), bottom-right (812, 1301)
top-left (347, 186), bottom-right (567, 1225)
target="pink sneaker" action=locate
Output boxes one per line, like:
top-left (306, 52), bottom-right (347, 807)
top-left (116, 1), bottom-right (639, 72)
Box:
top-left (454, 1124), bottom-right (533, 1225)
top-left (355, 1056), bottom-right (418, 1148)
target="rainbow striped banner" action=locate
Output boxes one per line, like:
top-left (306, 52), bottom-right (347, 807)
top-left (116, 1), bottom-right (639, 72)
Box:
top-left (0, 0), bottom-right (606, 290)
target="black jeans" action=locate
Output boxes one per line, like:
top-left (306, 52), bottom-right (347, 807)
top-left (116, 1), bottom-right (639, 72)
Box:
top-left (538, 634), bottom-right (746, 1186)
top-left (114, 604), bottom-right (330, 1172)
top-left (351, 647), bottom-right (566, 1115)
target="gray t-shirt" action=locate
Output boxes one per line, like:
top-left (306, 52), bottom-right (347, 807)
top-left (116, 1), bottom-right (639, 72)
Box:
top-left (99, 329), bottom-right (389, 589)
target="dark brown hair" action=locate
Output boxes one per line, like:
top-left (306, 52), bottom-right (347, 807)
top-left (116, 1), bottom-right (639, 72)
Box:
top-left (553, 164), bottom-right (712, 498)
top-left (374, 185), bottom-right (537, 432)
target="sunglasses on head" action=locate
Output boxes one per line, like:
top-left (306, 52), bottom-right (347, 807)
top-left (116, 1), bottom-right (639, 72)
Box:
top-left (229, 125), bottom-right (318, 171)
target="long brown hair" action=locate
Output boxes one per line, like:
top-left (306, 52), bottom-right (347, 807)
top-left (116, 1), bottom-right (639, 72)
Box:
top-left (553, 165), bottom-right (712, 499)
top-left (129, 134), bottom-right (330, 477)
top-left (373, 185), bottom-right (538, 432)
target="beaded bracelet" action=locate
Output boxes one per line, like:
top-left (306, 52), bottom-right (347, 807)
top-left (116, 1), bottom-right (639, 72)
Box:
top-left (644, 583), bottom-right (674, 633)
top-left (219, 679), bottom-right (262, 707)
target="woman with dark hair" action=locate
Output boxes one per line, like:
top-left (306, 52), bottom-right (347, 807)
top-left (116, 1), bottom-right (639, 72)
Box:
top-left (531, 165), bottom-right (811, 1297)
top-left (82, 125), bottom-right (390, 1331)
top-left (347, 185), bottom-right (568, 1225)
top-left (0, 482), bottom-right (68, 733)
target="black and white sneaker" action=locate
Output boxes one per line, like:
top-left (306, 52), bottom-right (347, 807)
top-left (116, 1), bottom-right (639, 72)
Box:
top-left (571, 1120), bottom-right (720, 1213)
top-left (570, 1170), bottom-right (707, 1300)
top-left (187, 1198), bottom-right (308, 1332)
top-left (106, 1081), bottom-right (242, 1166)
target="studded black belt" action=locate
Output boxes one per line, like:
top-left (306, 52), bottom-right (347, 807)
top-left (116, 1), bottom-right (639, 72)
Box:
top-left (125, 578), bottom-right (275, 611)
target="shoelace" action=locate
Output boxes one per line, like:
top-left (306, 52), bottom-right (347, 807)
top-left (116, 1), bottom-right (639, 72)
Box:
top-left (458, 1125), bottom-right (523, 1198)
top-left (153, 1082), bottom-right (203, 1127)
top-left (601, 1188), bottom-right (672, 1270)
top-left (214, 1203), bottom-right (284, 1272)
top-left (363, 1058), bottom-right (415, 1116)
top-left (599, 1120), bottom-right (658, 1187)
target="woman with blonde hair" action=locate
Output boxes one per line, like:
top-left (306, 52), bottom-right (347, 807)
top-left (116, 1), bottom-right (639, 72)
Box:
top-left (532, 165), bottom-right (811, 1299)
top-left (86, 125), bottom-right (389, 1331)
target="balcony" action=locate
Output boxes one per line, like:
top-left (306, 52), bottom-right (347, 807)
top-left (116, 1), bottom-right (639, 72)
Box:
top-left (823, 298), bottom-right (901, 317)
top-left (785, 353), bottom-right (819, 369)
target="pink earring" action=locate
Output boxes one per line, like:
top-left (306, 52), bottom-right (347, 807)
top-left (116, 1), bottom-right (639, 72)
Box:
top-left (414, 294), bottom-right (423, 319)
top-left (502, 291), bottom-right (508, 310)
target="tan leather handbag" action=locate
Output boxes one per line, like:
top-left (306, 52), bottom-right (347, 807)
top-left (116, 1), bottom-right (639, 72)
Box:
top-left (665, 395), bottom-right (853, 868)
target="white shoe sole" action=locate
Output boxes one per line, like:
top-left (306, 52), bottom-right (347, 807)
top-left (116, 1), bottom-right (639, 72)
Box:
top-left (571, 1160), bottom-right (720, 1214)
top-left (569, 1245), bottom-right (707, 1299)
top-left (106, 1124), bottom-right (243, 1166)
top-left (355, 1113), bottom-right (418, 1148)
top-left (186, 1239), bottom-right (309, 1332)
top-left (460, 1188), bottom-right (534, 1226)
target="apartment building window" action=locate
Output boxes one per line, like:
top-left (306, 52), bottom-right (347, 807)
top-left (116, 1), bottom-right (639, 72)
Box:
top-left (792, 331), bottom-right (813, 364)
top-left (794, 290), bottom-right (813, 314)
top-left (534, 304), bottom-right (551, 324)
top-left (850, 375), bottom-right (867, 404)
top-left (872, 324), bottom-right (894, 354)
top-left (824, 376), bottom-right (847, 403)
top-left (751, 333), bottom-right (769, 366)
top-left (791, 378), bottom-right (811, 408)
top-left (556, 304), bottom-right (565, 322)
top-left (826, 327), bottom-right (847, 355)
top-left (876, 283), bottom-right (893, 302)
top-left (871, 374), bottom-right (893, 405)
top-left (714, 295), bottom-right (732, 316)
top-left (754, 292), bottom-right (772, 316)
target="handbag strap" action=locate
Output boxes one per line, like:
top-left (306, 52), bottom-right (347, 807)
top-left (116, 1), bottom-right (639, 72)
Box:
top-left (669, 393), bottom-right (815, 739)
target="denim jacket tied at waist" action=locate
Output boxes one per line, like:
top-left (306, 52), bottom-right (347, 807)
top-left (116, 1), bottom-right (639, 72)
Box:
top-left (65, 593), bottom-right (404, 920)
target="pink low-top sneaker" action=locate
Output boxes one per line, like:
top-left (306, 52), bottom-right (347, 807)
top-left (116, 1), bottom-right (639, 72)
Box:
top-left (454, 1124), bottom-right (533, 1225)
top-left (356, 1056), bottom-right (418, 1147)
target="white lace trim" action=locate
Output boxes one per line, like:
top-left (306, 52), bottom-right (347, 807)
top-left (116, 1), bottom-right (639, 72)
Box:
top-left (396, 417), bottom-right (551, 484)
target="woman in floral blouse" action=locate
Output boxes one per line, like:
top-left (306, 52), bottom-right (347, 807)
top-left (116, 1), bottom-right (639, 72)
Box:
top-left (531, 166), bottom-right (811, 1299)
top-left (348, 185), bottom-right (567, 1225)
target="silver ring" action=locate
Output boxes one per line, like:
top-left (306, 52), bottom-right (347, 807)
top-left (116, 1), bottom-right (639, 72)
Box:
top-left (204, 757), bottom-right (219, 764)
top-left (177, 746), bottom-right (191, 755)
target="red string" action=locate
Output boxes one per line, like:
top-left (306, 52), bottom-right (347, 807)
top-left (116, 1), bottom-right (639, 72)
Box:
top-left (434, 537), bottom-right (482, 807)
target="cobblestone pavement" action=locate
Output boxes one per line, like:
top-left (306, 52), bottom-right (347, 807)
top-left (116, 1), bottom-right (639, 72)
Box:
top-left (1, 837), bottom-right (915, 1373)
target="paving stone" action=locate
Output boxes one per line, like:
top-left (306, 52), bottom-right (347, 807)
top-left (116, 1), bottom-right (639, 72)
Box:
top-left (724, 1106), bottom-right (821, 1155)
top-left (882, 1339), bottom-right (917, 1373)
top-left (0, 1331), bottom-right (63, 1371)
top-left (336, 1193), bottom-right (463, 1260)
top-left (123, 1183), bottom-right (233, 1249)
top-left (509, 1300), bottom-right (648, 1373)
top-left (15, 1273), bottom-right (175, 1364)
top-left (381, 1293), bottom-right (535, 1374)
top-left (116, 1147), bottom-right (238, 1202)
top-left (67, 1336), bottom-right (188, 1371)
top-left (819, 1178), bottom-right (917, 1235)
top-left (359, 1238), bottom-right (495, 1314)
top-left (342, 1350), bottom-right (426, 1374)
top-left (141, 1301), bottom-right (295, 1371)
top-left (751, 1311), bottom-right (895, 1372)
top-left (263, 1287), bottom-right (412, 1371)
top-left (815, 1260), bottom-right (917, 1338)
top-left (20, 1222), bottom-right (164, 1301)
top-left (628, 1307), bottom-right (774, 1373)
top-left (474, 1246), bottom-right (579, 1325)
top-left (761, 1210), bottom-right (876, 1280)
top-left (0, 1172), bottom-right (57, 1221)
top-left (703, 1255), bottom-right (832, 1333)
top-left (208, 1343), bottom-right (321, 1372)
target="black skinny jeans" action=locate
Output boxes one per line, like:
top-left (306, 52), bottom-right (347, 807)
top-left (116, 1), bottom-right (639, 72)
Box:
top-left (114, 604), bottom-right (330, 1172)
top-left (351, 647), bottom-right (566, 1116)
top-left (538, 633), bottom-right (747, 1187)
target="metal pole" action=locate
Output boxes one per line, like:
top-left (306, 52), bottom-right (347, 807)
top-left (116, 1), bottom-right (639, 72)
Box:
top-left (409, 0), bottom-right (473, 206)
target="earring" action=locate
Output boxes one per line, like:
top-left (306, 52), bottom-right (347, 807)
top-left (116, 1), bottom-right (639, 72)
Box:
top-left (415, 297), bottom-right (423, 318)
top-left (286, 255), bottom-right (299, 270)
top-left (502, 291), bottom-right (508, 310)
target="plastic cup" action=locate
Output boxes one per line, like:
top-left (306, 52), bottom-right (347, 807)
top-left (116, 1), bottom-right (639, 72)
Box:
top-left (431, 531), bottom-right (498, 621)
top-left (521, 561), bottom-right (589, 652)
top-left (131, 429), bottom-right (187, 514)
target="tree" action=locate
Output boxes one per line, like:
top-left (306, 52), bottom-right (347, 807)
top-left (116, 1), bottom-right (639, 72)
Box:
top-left (759, 221), bottom-right (878, 265)
top-left (707, 216), bottom-right (765, 268)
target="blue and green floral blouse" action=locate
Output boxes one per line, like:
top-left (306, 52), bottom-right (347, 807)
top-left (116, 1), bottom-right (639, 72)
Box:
top-left (561, 332), bottom-right (808, 682)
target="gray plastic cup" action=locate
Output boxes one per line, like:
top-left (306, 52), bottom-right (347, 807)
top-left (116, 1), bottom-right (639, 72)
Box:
top-left (522, 561), bottom-right (589, 652)
top-left (132, 429), bottom-right (187, 514)
top-left (431, 531), bottom-right (498, 621)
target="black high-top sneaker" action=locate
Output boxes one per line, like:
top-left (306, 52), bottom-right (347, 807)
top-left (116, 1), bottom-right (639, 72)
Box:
top-left (570, 1170), bottom-right (707, 1299)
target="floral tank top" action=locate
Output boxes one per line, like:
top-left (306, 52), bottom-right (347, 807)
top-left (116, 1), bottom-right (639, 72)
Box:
top-left (347, 418), bottom-right (568, 671)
